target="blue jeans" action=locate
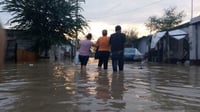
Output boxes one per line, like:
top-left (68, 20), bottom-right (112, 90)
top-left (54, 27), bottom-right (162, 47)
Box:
top-left (111, 51), bottom-right (124, 72)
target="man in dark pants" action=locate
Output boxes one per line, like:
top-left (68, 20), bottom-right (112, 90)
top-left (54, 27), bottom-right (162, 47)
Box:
top-left (109, 25), bottom-right (126, 72)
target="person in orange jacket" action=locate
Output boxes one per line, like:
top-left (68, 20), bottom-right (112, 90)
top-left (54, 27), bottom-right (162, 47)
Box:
top-left (96, 29), bottom-right (110, 70)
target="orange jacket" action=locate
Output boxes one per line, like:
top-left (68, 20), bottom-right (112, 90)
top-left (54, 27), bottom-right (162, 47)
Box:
top-left (96, 36), bottom-right (110, 51)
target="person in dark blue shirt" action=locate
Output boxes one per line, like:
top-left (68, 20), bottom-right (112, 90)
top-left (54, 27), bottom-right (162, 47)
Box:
top-left (109, 25), bottom-right (126, 72)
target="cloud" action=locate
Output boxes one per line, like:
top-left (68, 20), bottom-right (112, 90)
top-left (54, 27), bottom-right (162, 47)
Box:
top-left (81, 0), bottom-right (200, 37)
top-left (0, 0), bottom-right (199, 37)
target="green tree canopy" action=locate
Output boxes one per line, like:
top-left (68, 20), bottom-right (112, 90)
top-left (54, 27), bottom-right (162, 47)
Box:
top-left (124, 28), bottom-right (138, 47)
top-left (0, 0), bottom-right (88, 53)
top-left (145, 7), bottom-right (185, 33)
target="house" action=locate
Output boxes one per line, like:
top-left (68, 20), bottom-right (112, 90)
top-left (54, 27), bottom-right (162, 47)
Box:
top-left (5, 29), bottom-right (36, 63)
top-left (5, 29), bottom-right (74, 63)
top-left (141, 15), bottom-right (200, 65)
top-left (189, 16), bottom-right (200, 65)
top-left (135, 22), bottom-right (190, 64)
top-left (149, 27), bottom-right (189, 63)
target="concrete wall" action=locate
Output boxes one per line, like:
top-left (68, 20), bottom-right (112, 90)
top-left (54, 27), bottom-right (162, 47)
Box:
top-left (189, 16), bottom-right (200, 64)
top-left (5, 29), bottom-right (34, 63)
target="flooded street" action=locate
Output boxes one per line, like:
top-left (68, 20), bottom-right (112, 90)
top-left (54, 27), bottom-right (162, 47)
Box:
top-left (0, 59), bottom-right (200, 112)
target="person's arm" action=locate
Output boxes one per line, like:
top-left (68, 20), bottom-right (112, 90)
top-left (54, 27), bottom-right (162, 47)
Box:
top-left (0, 25), bottom-right (6, 68)
top-left (77, 41), bottom-right (81, 49)
top-left (109, 35), bottom-right (112, 45)
top-left (92, 42), bottom-right (96, 47)
top-left (95, 38), bottom-right (100, 47)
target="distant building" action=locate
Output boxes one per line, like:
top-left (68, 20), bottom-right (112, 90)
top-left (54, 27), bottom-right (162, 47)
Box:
top-left (5, 29), bottom-right (34, 63)
top-left (5, 29), bottom-right (73, 63)
top-left (140, 15), bottom-right (200, 65)
top-left (134, 16), bottom-right (200, 65)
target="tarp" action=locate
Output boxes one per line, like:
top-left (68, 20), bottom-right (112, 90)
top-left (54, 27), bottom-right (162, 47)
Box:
top-left (150, 29), bottom-right (188, 48)
top-left (169, 29), bottom-right (187, 40)
top-left (171, 35), bottom-right (186, 40)
top-left (150, 31), bottom-right (166, 49)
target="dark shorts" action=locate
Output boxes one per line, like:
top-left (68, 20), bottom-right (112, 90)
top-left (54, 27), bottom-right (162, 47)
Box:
top-left (79, 55), bottom-right (89, 65)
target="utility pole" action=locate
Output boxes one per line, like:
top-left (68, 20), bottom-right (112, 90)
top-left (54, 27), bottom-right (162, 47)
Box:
top-left (74, 0), bottom-right (78, 57)
top-left (191, 0), bottom-right (193, 19)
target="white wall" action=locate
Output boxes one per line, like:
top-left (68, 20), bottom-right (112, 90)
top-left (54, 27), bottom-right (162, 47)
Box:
top-left (190, 17), bottom-right (200, 60)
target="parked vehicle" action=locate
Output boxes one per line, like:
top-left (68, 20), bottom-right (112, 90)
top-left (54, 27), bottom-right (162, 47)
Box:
top-left (124, 48), bottom-right (143, 61)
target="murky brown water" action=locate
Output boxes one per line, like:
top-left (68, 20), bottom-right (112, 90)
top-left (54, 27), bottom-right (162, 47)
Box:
top-left (0, 59), bottom-right (200, 112)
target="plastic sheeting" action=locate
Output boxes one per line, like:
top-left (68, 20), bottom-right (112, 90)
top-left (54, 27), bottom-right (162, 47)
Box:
top-left (151, 29), bottom-right (187, 48)
top-left (171, 35), bottom-right (186, 40)
top-left (150, 31), bottom-right (166, 49)
top-left (169, 29), bottom-right (187, 40)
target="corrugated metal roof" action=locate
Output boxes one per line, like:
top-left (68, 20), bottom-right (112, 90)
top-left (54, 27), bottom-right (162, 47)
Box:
top-left (190, 16), bottom-right (200, 24)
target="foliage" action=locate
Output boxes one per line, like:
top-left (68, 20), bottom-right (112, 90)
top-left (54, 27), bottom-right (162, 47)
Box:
top-left (145, 7), bottom-right (185, 33)
top-left (124, 28), bottom-right (138, 47)
top-left (0, 0), bottom-right (88, 53)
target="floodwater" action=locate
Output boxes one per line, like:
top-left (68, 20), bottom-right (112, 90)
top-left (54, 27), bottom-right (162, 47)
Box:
top-left (0, 59), bottom-right (200, 112)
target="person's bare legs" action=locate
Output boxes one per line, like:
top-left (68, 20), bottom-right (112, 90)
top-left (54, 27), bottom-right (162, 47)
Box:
top-left (81, 65), bottom-right (86, 71)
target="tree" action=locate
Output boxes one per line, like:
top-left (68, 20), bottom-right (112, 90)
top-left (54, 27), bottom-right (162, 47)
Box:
top-left (124, 28), bottom-right (138, 47)
top-left (0, 0), bottom-right (88, 54)
top-left (145, 7), bottom-right (185, 33)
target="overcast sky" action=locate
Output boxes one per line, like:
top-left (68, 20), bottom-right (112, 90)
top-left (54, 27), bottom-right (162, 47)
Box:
top-left (82, 0), bottom-right (199, 23)
top-left (81, 0), bottom-right (200, 37)
top-left (0, 0), bottom-right (199, 38)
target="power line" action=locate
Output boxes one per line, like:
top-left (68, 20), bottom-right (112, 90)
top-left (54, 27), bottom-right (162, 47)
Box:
top-left (112, 0), bottom-right (162, 16)
top-left (89, 0), bottom-right (162, 20)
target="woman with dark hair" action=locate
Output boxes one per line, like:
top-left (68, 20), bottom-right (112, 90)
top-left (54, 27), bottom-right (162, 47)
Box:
top-left (78, 33), bottom-right (94, 71)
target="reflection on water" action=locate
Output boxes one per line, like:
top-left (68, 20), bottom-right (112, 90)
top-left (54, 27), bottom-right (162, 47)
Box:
top-left (0, 60), bottom-right (200, 112)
